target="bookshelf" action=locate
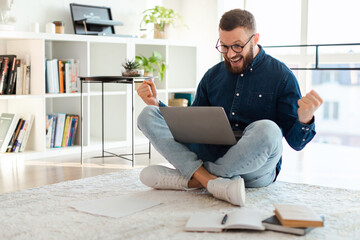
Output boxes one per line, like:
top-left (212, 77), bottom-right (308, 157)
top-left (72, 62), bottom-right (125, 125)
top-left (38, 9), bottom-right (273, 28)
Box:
top-left (0, 31), bottom-right (199, 160)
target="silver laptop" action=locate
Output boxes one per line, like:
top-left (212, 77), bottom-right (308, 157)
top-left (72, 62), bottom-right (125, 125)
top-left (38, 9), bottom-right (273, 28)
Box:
top-left (160, 106), bottom-right (242, 145)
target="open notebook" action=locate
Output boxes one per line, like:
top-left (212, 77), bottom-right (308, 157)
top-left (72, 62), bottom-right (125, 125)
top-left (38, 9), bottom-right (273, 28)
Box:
top-left (185, 208), bottom-right (265, 232)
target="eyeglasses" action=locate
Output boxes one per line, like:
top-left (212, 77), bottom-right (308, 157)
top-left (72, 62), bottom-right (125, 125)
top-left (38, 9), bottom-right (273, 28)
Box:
top-left (215, 34), bottom-right (255, 54)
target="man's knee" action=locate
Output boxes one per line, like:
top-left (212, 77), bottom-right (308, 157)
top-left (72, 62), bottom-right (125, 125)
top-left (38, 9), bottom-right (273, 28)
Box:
top-left (251, 120), bottom-right (282, 143)
top-left (137, 105), bottom-right (160, 130)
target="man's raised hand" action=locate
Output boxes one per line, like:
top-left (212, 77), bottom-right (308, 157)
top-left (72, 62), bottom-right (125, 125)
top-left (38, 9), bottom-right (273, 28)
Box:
top-left (136, 79), bottom-right (159, 106)
top-left (297, 90), bottom-right (323, 124)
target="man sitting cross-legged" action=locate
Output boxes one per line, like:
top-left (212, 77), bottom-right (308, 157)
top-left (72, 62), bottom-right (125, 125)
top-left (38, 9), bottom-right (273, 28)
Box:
top-left (136, 9), bottom-right (322, 206)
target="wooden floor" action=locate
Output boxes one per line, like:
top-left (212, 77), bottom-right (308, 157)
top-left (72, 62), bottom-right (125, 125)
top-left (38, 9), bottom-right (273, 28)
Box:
top-left (1, 142), bottom-right (360, 194)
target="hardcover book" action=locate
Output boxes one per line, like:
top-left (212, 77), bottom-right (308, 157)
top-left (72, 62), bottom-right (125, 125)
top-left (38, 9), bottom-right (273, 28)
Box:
top-left (263, 215), bottom-right (325, 236)
top-left (274, 204), bottom-right (324, 228)
top-left (19, 114), bottom-right (34, 152)
top-left (6, 118), bottom-right (24, 152)
top-left (54, 113), bottom-right (66, 148)
top-left (0, 57), bottom-right (9, 94)
top-left (0, 113), bottom-right (20, 152)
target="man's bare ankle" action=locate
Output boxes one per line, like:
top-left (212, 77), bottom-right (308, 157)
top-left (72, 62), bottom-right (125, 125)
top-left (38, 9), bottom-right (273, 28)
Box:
top-left (188, 179), bottom-right (202, 188)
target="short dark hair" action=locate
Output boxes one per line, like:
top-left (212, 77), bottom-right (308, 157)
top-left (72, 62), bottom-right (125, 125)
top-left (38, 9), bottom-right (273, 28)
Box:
top-left (219, 9), bottom-right (256, 33)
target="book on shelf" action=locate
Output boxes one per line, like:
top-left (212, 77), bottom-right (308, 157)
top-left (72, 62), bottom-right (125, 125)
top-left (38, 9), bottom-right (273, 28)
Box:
top-left (6, 118), bottom-right (24, 152)
top-left (0, 55), bottom-right (17, 94)
top-left (45, 58), bottom-right (80, 94)
top-left (12, 117), bottom-right (26, 152)
top-left (20, 57), bottom-right (30, 95)
top-left (18, 114), bottom-right (34, 152)
top-left (58, 60), bottom-right (65, 93)
top-left (64, 60), bottom-right (72, 93)
top-left (273, 204), bottom-right (324, 228)
top-left (262, 215), bottom-right (325, 236)
top-left (168, 98), bottom-right (188, 107)
top-left (46, 114), bottom-right (54, 148)
top-left (0, 56), bottom-right (10, 94)
top-left (46, 59), bottom-right (59, 94)
top-left (0, 113), bottom-right (20, 153)
top-left (15, 59), bottom-right (23, 95)
top-left (47, 113), bottom-right (79, 149)
top-left (5, 55), bottom-right (17, 94)
top-left (61, 115), bottom-right (72, 147)
top-left (185, 208), bottom-right (265, 232)
top-left (50, 114), bottom-right (57, 148)
top-left (54, 113), bottom-right (66, 148)
top-left (0, 55), bottom-right (30, 95)
top-left (174, 93), bottom-right (193, 106)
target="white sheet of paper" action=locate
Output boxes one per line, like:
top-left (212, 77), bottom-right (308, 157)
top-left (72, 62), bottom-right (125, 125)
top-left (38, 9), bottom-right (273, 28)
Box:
top-left (69, 195), bottom-right (162, 218)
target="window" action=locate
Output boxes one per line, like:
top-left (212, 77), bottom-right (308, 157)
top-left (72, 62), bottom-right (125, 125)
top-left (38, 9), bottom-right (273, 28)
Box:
top-left (218, 0), bottom-right (360, 147)
top-left (322, 101), bottom-right (339, 120)
top-left (246, 0), bottom-right (301, 45)
top-left (308, 0), bottom-right (360, 44)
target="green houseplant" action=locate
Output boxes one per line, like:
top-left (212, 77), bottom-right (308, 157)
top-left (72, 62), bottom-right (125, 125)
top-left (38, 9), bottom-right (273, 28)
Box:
top-left (121, 59), bottom-right (143, 77)
top-left (141, 5), bottom-right (184, 39)
top-left (135, 51), bottom-right (166, 81)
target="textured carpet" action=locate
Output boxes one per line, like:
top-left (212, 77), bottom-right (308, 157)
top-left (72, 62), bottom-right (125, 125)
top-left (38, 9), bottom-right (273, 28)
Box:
top-left (1, 168), bottom-right (360, 240)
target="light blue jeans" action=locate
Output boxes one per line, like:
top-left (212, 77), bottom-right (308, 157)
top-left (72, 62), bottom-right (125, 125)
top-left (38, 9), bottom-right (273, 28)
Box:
top-left (137, 106), bottom-right (283, 188)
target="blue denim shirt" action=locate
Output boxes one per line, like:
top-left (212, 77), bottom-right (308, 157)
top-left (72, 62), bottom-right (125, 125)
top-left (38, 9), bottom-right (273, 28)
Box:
top-left (161, 45), bottom-right (316, 177)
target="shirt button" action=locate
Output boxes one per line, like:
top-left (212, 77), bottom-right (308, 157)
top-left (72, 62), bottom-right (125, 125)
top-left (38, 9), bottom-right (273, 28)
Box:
top-left (232, 112), bottom-right (235, 115)
top-left (236, 93), bottom-right (239, 96)
top-left (302, 127), bottom-right (305, 130)
top-left (306, 128), bottom-right (309, 131)
top-left (250, 68), bottom-right (253, 72)
top-left (258, 94), bottom-right (262, 98)
top-left (302, 139), bottom-right (306, 142)
top-left (240, 74), bottom-right (244, 77)
top-left (235, 124), bottom-right (239, 127)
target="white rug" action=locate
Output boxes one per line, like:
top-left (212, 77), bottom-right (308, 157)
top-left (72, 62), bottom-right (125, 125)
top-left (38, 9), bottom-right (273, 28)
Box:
top-left (1, 168), bottom-right (360, 240)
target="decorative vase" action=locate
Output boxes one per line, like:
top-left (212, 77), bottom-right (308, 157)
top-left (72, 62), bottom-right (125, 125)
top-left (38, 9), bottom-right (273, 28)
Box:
top-left (154, 23), bottom-right (169, 39)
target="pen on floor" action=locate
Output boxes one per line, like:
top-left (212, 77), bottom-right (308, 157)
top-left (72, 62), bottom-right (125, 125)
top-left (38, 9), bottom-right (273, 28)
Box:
top-left (221, 214), bottom-right (228, 225)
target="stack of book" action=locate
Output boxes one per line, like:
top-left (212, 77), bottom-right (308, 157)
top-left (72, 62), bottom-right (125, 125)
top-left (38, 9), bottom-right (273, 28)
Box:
top-left (0, 55), bottom-right (31, 95)
top-left (0, 113), bottom-right (34, 153)
top-left (46, 113), bottom-right (79, 148)
top-left (262, 204), bottom-right (324, 236)
top-left (45, 59), bottom-right (80, 94)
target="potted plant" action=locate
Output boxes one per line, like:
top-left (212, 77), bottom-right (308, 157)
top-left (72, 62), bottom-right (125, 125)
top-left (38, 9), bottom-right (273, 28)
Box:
top-left (135, 51), bottom-right (166, 81)
top-left (141, 5), bottom-right (184, 39)
top-left (121, 59), bottom-right (143, 77)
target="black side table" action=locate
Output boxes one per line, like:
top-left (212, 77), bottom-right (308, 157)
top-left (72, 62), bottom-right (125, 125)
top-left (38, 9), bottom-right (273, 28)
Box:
top-left (79, 76), bottom-right (152, 166)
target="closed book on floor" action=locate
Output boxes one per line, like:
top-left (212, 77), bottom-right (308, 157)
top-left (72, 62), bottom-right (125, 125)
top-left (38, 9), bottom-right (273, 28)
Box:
top-left (263, 215), bottom-right (325, 236)
top-left (274, 204), bottom-right (324, 228)
top-left (185, 208), bottom-right (265, 232)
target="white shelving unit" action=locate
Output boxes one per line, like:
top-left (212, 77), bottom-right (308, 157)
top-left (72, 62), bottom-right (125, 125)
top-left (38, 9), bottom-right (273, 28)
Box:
top-left (0, 31), bottom-right (199, 160)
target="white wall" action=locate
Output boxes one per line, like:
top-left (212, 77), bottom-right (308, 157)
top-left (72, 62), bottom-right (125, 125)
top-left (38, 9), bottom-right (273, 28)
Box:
top-left (7, 0), bottom-right (220, 79)
top-left (162, 0), bottom-right (220, 77)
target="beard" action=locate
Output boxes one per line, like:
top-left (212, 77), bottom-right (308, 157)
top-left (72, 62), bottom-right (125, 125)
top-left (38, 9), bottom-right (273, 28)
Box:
top-left (224, 45), bottom-right (254, 74)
